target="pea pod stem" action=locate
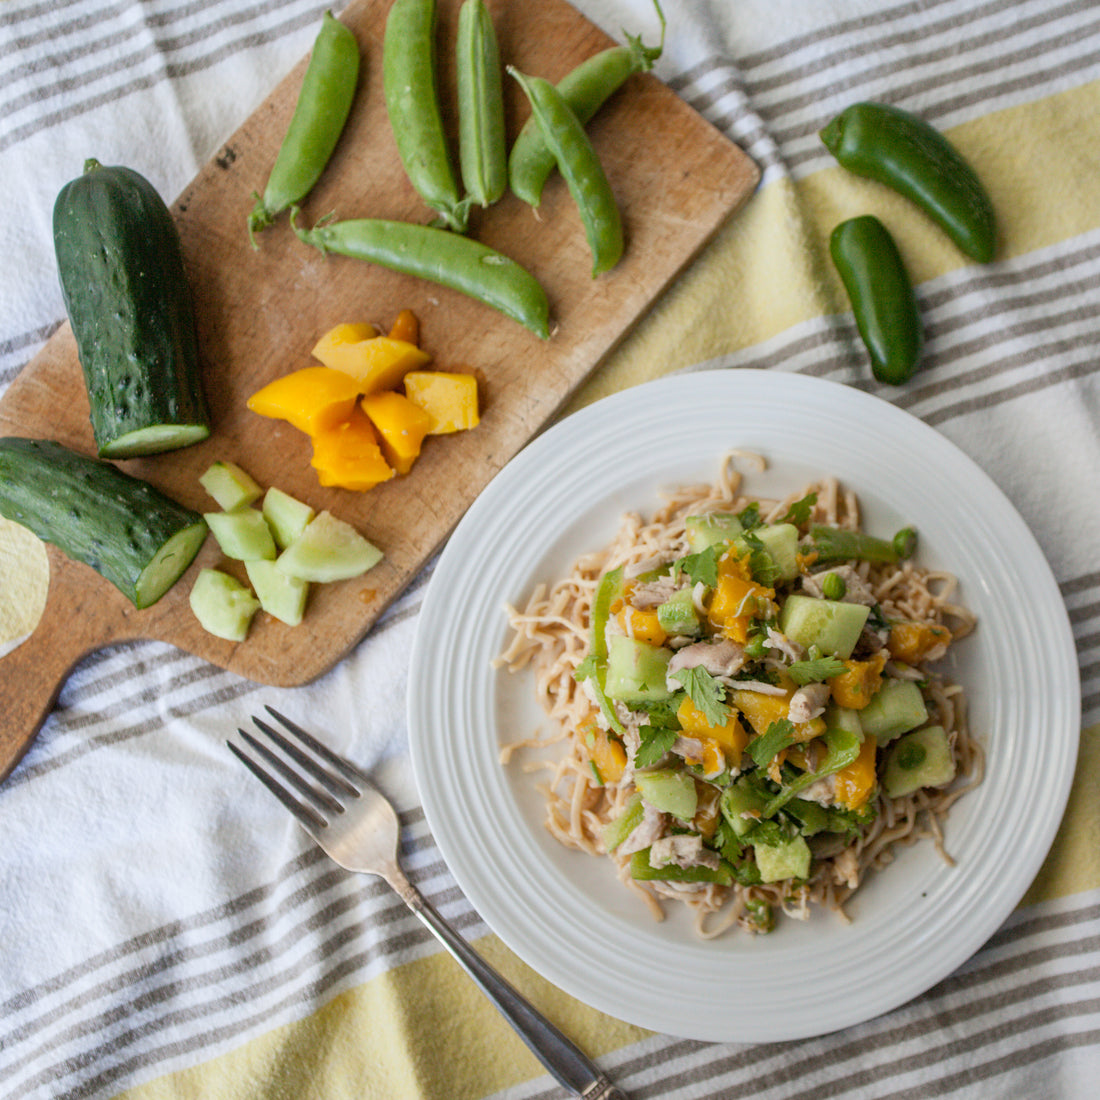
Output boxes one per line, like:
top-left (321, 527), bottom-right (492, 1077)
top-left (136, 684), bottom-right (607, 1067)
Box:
top-left (384, 0), bottom-right (468, 233)
top-left (291, 208), bottom-right (549, 338)
top-left (248, 11), bottom-right (359, 246)
top-left (508, 67), bottom-right (623, 277)
top-left (820, 101), bottom-right (997, 263)
top-left (829, 214), bottom-right (923, 386)
top-left (508, 0), bottom-right (665, 209)
top-left (456, 0), bottom-right (507, 209)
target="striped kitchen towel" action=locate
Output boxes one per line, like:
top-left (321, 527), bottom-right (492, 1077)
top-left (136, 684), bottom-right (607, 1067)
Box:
top-left (0, 0), bottom-right (1098, 1097)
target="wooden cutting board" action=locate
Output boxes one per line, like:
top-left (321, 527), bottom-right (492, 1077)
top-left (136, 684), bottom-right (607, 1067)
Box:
top-left (0, 0), bottom-right (757, 777)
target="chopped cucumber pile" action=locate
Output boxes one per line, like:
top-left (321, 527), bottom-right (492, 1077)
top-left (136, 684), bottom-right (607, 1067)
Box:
top-left (190, 461), bottom-right (383, 641)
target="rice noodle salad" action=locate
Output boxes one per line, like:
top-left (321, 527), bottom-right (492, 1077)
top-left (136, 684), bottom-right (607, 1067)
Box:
top-left (496, 454), bottom-right (983, 938)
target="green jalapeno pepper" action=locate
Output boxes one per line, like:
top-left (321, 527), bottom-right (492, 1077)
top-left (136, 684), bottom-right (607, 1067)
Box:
top-left (291, 210), bottom-right (549, 338)
top-left (508, 0), bottom-right (665, 209)
top-left (456, 0), bottom-right (507, 209)
top-left (247, 11), bottom-right (359, 246)
top-left (830, 214), bottom-right (924, 386)
top-left (820, 101), bottom-right (997, 263)
top-left (509, 67), bottom-right (624, 277)
top-left (384, 0), bottom-right (468, 233)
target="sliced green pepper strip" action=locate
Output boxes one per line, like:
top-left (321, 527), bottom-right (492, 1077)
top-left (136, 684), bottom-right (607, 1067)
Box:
top-left (582, 565), bottom-right (625, 734)
top-left (830, 215), bottom-right (923, 385)
top-left (508, 0), bottom-right (665, 208)
top-left (292, 212), bottom-right (550, 339)
top-left (762, 727), bottom-right (863, 818)
top-left (248, 11), bottom-right (360, 245)
top-left (820, 101), bottom-right (997, 263)
top-left (629, 848), bottom-right (734, 886)
top-left (601, 791), bottom-right (644, 851)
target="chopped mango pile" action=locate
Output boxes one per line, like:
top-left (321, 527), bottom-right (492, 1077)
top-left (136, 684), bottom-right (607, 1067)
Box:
top-left (247, 311), bottom-right (480, 491)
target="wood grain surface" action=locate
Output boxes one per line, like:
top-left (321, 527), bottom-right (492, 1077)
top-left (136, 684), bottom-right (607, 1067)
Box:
top-left (0, 0), bottom-right (758, 777)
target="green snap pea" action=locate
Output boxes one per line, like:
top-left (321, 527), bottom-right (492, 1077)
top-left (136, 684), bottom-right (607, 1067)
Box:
top-left (383, 0), bottom-right (467, 233)
top-left (508, 68), bottom-right (623, 277)
top-left (291, 210), bottom-right (549, 338)
top-left (820, 101), bottom-right (997, 264)
top-left (829, 214), bottom-right (923, 386)
top-left (508, 0), bottom-right (665, 209)
top-left (248, 11), bottom-right (359, 246)
top-left (456, 0), bottom-right (507, 209)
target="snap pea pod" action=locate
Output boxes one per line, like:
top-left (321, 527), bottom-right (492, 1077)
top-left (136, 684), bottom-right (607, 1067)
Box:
top-left (456, 0), bottom-right (506, 209)
top-left (291, 210), bottom-right (549, 338)
top-left (248, 11), bottom-right (359, 245)
top-left (830, 214), bottom-right (923, 386)
top-left (384, 0), bottom-right (468, 233)
top-left (509, 68), bottom-right (623, 277)
top-left (820, 101), bottom-right (997, 263)
top-left (508, 0), bottom-right (665, 209)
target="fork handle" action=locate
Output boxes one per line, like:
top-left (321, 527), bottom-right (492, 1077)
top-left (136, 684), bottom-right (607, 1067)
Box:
top-left (393, 874), bottom-right (629, 1100)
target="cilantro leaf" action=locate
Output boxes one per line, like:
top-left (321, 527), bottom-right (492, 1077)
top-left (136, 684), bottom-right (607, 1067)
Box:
top-left (635, 724), bottom-right (678, 768)
top-left (672, 666), bottom-right (729, 727)
top-left (737, 502), bottom-right (763, 532)
top-left (672, 544), bottom-right (720, 588)
top-left (740, 529), bottom-right (782, 587)
top-left (782, 492), bottom-right (818, 527)
top-left (747, 718), bottom-right (797, 769)
top-left (573, 655), bottom-right (597, 683)
top-left (787, 655), bottom-right (847, 685)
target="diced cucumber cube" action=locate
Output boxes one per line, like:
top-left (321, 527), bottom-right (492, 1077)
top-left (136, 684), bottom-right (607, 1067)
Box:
top-left (199, 460), bottom-right (262, 512)
top-left (276, 510), bottom-right (383, 583)
top-left (656, 587), bottom-right (700, 636)
top-left (245, 559), bottom-right (309, 626)
top-left (204, 508), bottom-right (277, 561)
top-left (756, 523), bottom-right (800, 581)
top-left (685, 512), bottom-right (743, 552)
top-left (883, 725), bottom-right (956, 798)
top-left (604, 634), bottom-right (672, 706)
top-left (825, 703), bottom-right (864, 741)
top-left (858, 679), bottom-right (928, 744)
top-left (720, 777), bottom-right (770, 838)
top-left (635, 768), bottom-right (698, 821)
top-left (778, 593), bottom-right (870, 658)
top-left (262, 487), bottom-right (315, 550)
top-left (189, 568), bottom-right (260, 641)
top-left (754, 833), bottom-right (811, 883)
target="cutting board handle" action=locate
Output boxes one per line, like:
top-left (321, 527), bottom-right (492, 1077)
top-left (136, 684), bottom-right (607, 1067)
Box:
top-left (0, 559), bottom-right (120, 780)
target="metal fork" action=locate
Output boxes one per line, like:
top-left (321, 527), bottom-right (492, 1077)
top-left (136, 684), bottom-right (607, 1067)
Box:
top-left (229, 706), bottom-right (629, 1100)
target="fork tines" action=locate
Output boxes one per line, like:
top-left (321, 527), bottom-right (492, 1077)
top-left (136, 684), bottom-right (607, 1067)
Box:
top-left (228, 706), bottom-right (368, 833)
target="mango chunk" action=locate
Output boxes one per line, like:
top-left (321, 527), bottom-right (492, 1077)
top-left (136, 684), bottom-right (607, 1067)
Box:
top-left (360, 390), bottom-right (432, 475)
top-left (313, 334), bottom-right (430, 394)
top-left (247, 366), bottom-right (362, 436)
top-left (403, 371), bottom-right (480, 434)
top-left (312, 322), bottom-right (379, 356)
top-left (310, 406), bottom-right (395, 491)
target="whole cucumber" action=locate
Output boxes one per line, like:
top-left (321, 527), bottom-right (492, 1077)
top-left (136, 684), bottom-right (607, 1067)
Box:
top-left (52, 159), bottom-right (211, 458)
top-left (0, 437), bottom-right (208, 609)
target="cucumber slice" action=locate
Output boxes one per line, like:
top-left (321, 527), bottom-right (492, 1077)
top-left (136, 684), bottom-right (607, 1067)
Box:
top-left (858, 679), bottom-right (928, 744)
top-left (245, 559), bottom-right (309, 626)
top-left (262, 487), bottom-right (315, 550)
top-left (189, 568), bottom-right (260, 641)
top-left (634, 768), bottom-right (698, 821)
top-left (275, 510), bottom-right (383, 582)
top-left (754, 833), bottom-right (811, 882)
top-left (604, 634), bottom-right (673, 706)
top-left (204, 509), bottom-right (277, 561)
top-left (779, 593), bottom-right (870, 658)
top-left (883, 724), bottom-right (955, 798)
top-left (756, 523), bottom-right (800, 581)
top-left (685, 512), bottom-right (743, 552)
top-left (199, 461), bottom-right (262, 512)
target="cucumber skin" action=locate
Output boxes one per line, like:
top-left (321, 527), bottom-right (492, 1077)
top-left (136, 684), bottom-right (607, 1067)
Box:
top-left (0, 437), bottom-right (206, 608)
top-left (52, 160), bottom-right (210, 457)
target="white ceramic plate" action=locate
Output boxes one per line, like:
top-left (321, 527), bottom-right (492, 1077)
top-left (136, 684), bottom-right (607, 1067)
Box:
top-left (407, 369), bottom-right (1079, 1043)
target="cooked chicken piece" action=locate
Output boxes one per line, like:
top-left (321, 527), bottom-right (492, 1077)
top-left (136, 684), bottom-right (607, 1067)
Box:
top-left (802, 564), bottom-right (876, 607)
top-left (619, 802), bottom-right (667, 856)
top-left (649, 834), bottom-right (721, 871)
top-left (666, 638), bottom-right (746, 689)
top-left (788, 682), bottom-right (830, 724)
